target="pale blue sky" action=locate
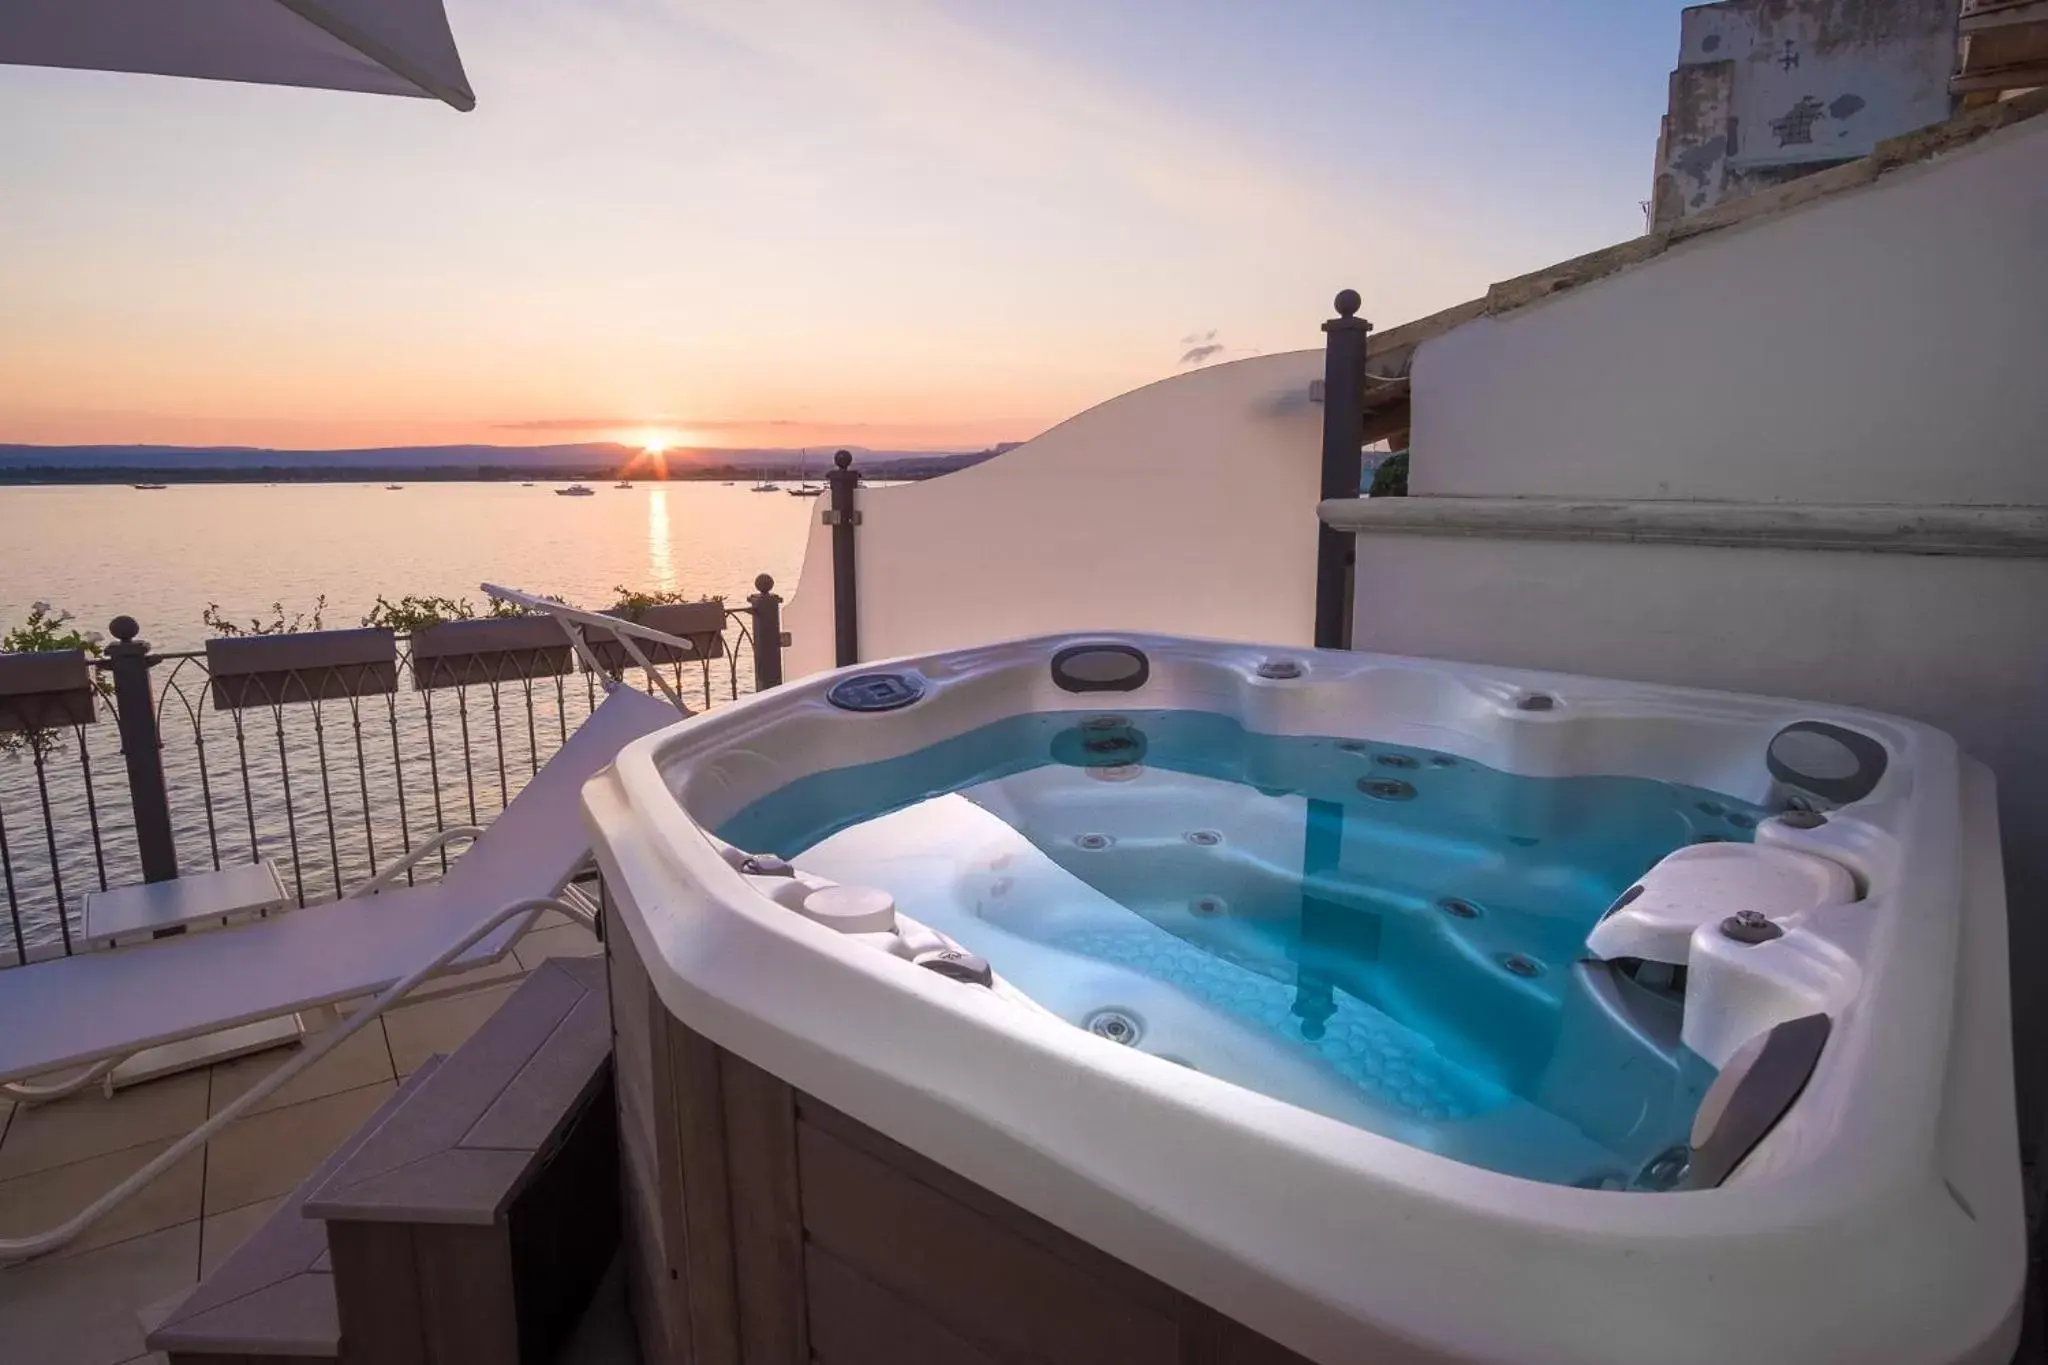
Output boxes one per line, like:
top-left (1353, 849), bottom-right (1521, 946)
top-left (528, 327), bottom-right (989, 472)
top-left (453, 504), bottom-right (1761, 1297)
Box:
top-left (0, 1), bottom-right (1693, 449)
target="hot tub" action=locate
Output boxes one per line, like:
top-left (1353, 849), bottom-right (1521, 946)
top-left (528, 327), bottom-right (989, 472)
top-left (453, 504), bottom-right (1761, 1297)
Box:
top-left (584, 634), bottom-right (2022, 1365)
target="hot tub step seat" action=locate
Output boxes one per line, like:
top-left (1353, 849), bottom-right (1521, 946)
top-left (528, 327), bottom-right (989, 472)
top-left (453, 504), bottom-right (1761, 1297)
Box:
top-left (145, 1054), bottom-right (448, 1365)
top-left (303, 955), bottom-right (620, 1365)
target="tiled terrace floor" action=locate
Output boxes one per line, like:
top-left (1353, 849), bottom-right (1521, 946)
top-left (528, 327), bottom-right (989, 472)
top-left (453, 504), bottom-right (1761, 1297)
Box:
top-left (0, 913), bottom-right (601, 1365)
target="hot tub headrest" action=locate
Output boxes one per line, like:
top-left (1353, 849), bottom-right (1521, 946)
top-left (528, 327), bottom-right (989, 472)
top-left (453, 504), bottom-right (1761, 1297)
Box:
top-left (1684, 1012), bottom-right (1832, 1189)
top-left (1050, 643), bottom-right (1150, 694)
top-left (1767, 721), bottom-right (1888, 809)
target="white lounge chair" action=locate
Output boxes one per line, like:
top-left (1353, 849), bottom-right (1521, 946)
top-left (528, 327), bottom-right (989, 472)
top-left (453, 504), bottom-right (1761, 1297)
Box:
top-left (0, 681), bottom-right (682, 1261)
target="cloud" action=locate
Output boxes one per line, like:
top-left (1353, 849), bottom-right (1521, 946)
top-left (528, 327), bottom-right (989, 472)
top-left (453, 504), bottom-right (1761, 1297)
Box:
top-left (1178, 328), bottom-right (1257, 366)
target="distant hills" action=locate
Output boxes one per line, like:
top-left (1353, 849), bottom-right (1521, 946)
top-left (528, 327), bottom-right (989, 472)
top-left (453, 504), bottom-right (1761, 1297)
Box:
top-left (0, 442), bottom-right (1024, 484)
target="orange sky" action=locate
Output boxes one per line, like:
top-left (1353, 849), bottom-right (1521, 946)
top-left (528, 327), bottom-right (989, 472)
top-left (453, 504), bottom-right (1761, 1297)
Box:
top-left (0, 2), bottom-right (1685, 452)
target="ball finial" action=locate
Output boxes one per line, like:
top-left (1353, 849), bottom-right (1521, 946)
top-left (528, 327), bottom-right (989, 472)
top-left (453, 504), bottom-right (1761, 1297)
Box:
top-left (109, 616), bottom-right (139, 643)
top-left (754, 573), bottom-right (775, 594)
top-left (1334, 289), bottom-right (1361, 319)
top-left (833, 449), bottom-right (852, 470)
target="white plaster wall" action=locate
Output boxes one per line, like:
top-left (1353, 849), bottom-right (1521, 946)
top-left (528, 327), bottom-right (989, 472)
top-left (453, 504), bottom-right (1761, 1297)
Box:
top-left (781, 350), bottom-right (1324, 678)
top-left (1350, 538), bottom-right (2048, 843)
top-left (1421, 113), bottom-right (2048, 505)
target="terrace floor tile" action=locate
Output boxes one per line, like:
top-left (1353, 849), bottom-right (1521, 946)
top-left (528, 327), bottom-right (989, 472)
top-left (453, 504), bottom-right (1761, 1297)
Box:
top-left (197, 1194), bottom-right (284, 1279)
top-left (382, 981), bottom-right (520, 1078)
top-left (0, 1139), bottom-right (205, 1261)
top-left (514, 920), bottom-right (602, 972)
top-left (206, 1020), bottom-right (395, 1120)
top-left (202, 1081), bottom-right (395, 1217)
top-left (0, 1070), bottom-right (209, 1181)
top-left (0, 1220), bottom-right (199, 1365)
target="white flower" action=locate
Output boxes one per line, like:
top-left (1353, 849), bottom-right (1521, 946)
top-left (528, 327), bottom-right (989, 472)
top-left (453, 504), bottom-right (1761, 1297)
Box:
top-left (30, 600), bottom-right (51, 614)
top-left (83, 630), bottom-right (104, 645)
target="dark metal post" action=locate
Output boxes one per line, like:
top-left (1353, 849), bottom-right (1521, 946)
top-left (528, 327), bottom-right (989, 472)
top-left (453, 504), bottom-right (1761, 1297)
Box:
top-left (825, 449), bottom-right (860, 668)
top-left (747, 573), bottom-right (784, 691)
top-left (106, 616), bottom-right (178, 883)
top-left (1315, 288), bottom-right (1371, 651)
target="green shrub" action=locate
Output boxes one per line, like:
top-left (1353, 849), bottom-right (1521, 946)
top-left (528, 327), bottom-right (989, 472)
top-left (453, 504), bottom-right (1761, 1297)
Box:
top-left (201, 596), bottom-right (328, 637)
top-left (362, 594), bottom-right (477, 632)
top-left (1, 602), bottom-right (102, 658)
top-left (359, 593), bottom-right (547, 632)
top-left (1368, 450), bottom-right (1409, 498)
top-left (609, 585), bottom-right (716, 622)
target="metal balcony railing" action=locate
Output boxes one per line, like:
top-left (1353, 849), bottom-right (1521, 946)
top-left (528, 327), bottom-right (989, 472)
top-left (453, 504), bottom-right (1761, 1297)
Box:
top-left (0, 578), bottom-right (786, 967)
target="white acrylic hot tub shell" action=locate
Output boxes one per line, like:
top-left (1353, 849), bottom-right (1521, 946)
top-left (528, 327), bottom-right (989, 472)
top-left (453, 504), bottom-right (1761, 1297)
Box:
top-left (581, 635), bottom-right (2023, 1365)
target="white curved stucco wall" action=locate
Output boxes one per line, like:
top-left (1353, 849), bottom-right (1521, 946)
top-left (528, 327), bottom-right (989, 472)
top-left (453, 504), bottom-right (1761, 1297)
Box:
top-left (782, 350), bottom-right (1324, 677)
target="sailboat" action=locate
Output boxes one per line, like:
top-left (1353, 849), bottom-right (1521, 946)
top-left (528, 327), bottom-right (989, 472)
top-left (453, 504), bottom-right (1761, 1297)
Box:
top-left (788, 448), bottom-right (825, 497)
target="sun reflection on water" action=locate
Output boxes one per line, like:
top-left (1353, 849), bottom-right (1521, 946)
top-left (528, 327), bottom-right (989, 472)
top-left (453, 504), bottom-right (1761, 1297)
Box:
top-left (647, 486), bottom-right (674, 590)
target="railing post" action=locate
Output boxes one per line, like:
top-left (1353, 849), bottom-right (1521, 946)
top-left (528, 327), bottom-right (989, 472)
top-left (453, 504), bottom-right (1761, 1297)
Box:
top-left (105, 616), bottom-right (178, 883)
top-left (825, 449), bottom-right (860, 668)
top-left (1315, 288), bottom-right (1372, 651)
top-left (747, 574), bottom-right (784, 691)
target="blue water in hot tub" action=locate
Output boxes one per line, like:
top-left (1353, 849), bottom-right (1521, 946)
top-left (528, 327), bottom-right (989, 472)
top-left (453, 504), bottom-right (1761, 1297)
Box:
top-left (716, 710), bottom-right (1764, 1189)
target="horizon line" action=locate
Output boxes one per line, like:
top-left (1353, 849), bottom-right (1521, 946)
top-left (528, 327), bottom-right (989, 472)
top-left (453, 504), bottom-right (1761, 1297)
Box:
top-left (0, 438), bottom-right (1027, 457)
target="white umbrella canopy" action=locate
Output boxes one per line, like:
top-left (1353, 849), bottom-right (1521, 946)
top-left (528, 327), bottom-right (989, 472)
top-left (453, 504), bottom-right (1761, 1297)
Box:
top-left (0, 0), bottom-right (474, 109)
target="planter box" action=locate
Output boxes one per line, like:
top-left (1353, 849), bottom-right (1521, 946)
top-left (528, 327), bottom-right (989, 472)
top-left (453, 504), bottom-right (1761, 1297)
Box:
top-left (587, 600), bottom-right (727, 674)
top-left (0, 649), bottom-right (97, 733)
top-left (206, 629), bottom-right (398, 711)
top-left (410, 616), bottom-right (575, 691)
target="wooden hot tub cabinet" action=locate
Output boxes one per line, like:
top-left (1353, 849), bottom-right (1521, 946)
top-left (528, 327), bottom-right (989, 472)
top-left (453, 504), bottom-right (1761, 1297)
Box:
top-left (604, 894), bottom-right (1316, 1365)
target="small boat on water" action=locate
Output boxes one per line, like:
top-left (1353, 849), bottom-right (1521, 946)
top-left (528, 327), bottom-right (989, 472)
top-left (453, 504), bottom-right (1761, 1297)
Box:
top-left (751, 481), bottom-right (779, 492)
top-left (131, 483), bottom-right (168, 490)
top-left (615, 481), bottom-right (633, 489)
top-left (557, 484), bottom-right (597, 497)
top-left (385, 484), bottom-right (405, 491)
top-left (787, 448), bottom-right (825, 496)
